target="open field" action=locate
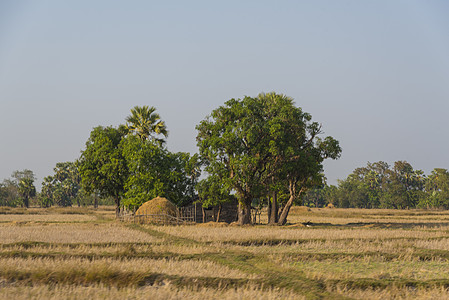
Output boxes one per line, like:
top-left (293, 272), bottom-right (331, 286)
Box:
top-left (1, 207), bottom-right (449, 299)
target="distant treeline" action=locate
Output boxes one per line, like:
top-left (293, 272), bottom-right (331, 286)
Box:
top-left (302, 161), bottom-right (449, 209)
top-left (3, 160), bottom-right (449, 211)
top-left (0, 167), bottom-right (115, 208)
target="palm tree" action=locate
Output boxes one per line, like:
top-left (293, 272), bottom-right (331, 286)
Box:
top-left (125, 106), bottom-right (168, 144)
top-left (18, 178), bottom-right (36, 208)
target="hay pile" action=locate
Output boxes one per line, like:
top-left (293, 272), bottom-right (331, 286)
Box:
top-left (135, 197), bottom-right (178, 217)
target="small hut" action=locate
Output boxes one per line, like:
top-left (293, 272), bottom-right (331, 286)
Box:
top-left (180, 198), bottom-right (238, 224)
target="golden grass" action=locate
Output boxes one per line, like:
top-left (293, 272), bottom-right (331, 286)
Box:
top-left (289, 207), bottom-right (449, 217)
top-left (0, 242), bottom-right (214, 257)
top-left (0, 223), bottom-right (159, 244)
top-left (285, 215), bottom-right (449, 225)
top-left (334, 286), bottom-right (449, 300)
top-left (152, 225), bottom-right (449, 243)
top-left (0, 257), bottom-right (255, 279)
top-left (0, 206), bottom-right (94, 214)
top-left (290, 260), bottom-right (449, 281)
top-left (227, 238), bottom-right (411, 255)
top-left (0, 284), bottom-right (301, 300)
top-left (415, 238), bottom-right (449, 251)
top-left (0, 214), bottom-right (97, 222)
top-left (2, 206), bottom-right (449, 298)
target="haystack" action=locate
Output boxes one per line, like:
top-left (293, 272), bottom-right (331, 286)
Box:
top-left (135, 197), bottom-right (178, 217)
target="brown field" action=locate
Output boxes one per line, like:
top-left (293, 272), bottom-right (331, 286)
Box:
top-left (1, 206), bottom-right (449, 299)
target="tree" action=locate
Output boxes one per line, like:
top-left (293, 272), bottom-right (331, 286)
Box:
top-left (78, 126), bottom-right (128, 218)
top-left (126, 105), bottom-right (168, 144)
top-left (0, 179), bottom-right (20, 207)
top-left (276, 136), bottom-right (340, 225)
top-left (41, 162), bottom-right (81, 207)
top-left (423, 168), bottom-right (449, 209)
top-left (40, 176), bottom-right (55, 207)
top-left (196, 92), bottom-right (341, 225)
top-left (164, 151), bottom-right (199, 207)
top-left (197, 175), bottom-right (235, 222)
top-left (382, 161), bottom-right (425, 209)
top-left (12, 170), bottom-right (36, 208)
top-left (335, 161), bottom-right (426, 209)
top-left (121, 135), bottom-right (197, 210)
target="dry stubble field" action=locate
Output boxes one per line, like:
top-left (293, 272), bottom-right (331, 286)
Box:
top-left (1, 206), bottom-right (449, 299)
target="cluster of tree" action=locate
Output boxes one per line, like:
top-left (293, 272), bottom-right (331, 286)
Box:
top-left (78, 105), bottom-right (199, 217)
top-left (196, 93), bottom-right (341, 225)
top-left (302, 161), bottom-right (449, 209)
top-left (0, 166), bottom-right (112, 208)
top-left (40, 162), bottom-right (81, 207)
top-left (0, 170), bottom-right (36, 207)
top-left (2, 94), bottom-right (341, 227)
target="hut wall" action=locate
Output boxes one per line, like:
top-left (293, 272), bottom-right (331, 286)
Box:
top-left (183, 200), bottom-right (238, 223)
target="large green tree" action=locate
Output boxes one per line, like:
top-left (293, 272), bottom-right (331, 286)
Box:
top-left (196, 92), bottom-right (341, 225)
top-left (78, 126), bottom-right (128, 217)
top-left (126, 105), bottom-right (168, 144)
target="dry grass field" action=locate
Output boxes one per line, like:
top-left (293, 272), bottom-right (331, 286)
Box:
top-left (1, 206), bottom-right (449, 299)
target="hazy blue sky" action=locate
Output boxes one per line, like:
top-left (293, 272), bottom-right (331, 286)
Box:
top-left (1, 0), bottom-right (448, 187)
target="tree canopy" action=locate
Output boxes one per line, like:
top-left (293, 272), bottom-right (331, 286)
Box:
top-left (78, 126), bottom-right (128, 217)
top-left (121, 135), bottom-right (197, 210)
top-left (313, 161), bottom-right (449, 210)
top-left (12, 169), bottom-right (36, 208)
top-left (126, 105), bottom-right (168, 144)
top-left (78, 112), bottom-right (197, 217)
top-left (40, 162), bottom-right (81, 207)
top-left (196, 92), bottom-right (341, 225)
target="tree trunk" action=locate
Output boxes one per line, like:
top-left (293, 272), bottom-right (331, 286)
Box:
top-left (202, 206), bottom-right (206, 223)
top-left (115, 197), bottom-right (120, 219)
top-left (278, 183), bottom-right (303, 225)
top-left (94, 195), bottom-right (98, 209)
top-left (23, 196), bottom-right (29, 208)
top-left (216, 204), bottom-right (222, 222)
top-left (278, 195), bottom-right (295, 225)
top-left (269, 192), bottom-right (279, 224)
top-left (267, 196), bottom-right (271, 223)
top-left (238, 201), bottom-right (252, 225)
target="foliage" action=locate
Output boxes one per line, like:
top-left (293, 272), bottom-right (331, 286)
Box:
top-left (125, 105), bottom-right (168, 144)
top-left (196, 92), bottom-right (341, 224)
top-left (121, 135), bottom-right (197, 210)
top-left (40, 162), bottom-right (81, 207)
top-left (0, 179), bottom-right (21, 207)
top-left (197, 175), bottom-right (235, 208)
top-left (421, 168), bottom-right (449, 209)
top-left (317, 161), bottom-right (449, 209)
top-left (12, 170), bottom-right (36, 208)
top-left (78, 126), bottom-right (128, 216)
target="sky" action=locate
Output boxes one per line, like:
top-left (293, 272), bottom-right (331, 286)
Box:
top-left (1, 0), bottom-right (449, 188)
